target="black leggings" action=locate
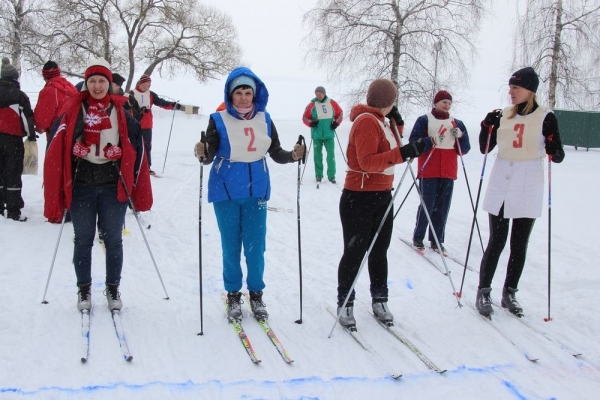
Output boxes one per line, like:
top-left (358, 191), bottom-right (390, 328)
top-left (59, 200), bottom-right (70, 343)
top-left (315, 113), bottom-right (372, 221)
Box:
top-left (337, 189), bottom-right (393, 303)
top-left (478, 205), bottom-right (535, 289)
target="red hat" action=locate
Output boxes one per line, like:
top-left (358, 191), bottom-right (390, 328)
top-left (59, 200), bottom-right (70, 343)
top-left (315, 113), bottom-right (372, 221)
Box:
top-left (433, 90), bottom-right (452, 104)
top-left (42, 60), bottom-right (61, 80)
top-left (84, 58), bottom-right (112, 83)
top-left (138, 74), bottom-right (151, 85)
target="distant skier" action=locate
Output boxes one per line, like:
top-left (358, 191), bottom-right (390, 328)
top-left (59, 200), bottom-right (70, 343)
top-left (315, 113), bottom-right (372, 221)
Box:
top-left (475, 67), bottom-right (565, 318)
top-left (130, 74), bottom-right (183, 175)
top-left (0, 57), bottom-right (35, 222)
top-left (409, 90), bottom-right (471, 255)
top-left (302, 86), bottom-right (343, 184)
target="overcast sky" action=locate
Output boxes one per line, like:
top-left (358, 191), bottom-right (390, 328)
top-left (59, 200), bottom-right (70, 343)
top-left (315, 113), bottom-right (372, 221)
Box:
top-left (21, 0), bottom-right (522, 125)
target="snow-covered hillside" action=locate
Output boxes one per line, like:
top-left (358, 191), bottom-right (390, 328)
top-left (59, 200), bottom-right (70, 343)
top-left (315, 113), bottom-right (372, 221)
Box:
top-left (1, 109), bottom-right (599, 399)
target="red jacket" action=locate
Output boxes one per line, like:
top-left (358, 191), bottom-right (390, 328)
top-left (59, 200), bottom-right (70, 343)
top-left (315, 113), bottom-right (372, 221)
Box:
top-left (343, 104), bottom-right (404, 192)
top-left (34, 76), bottom-right (78, 133)
top-left (43, 92), bottom-right (153, 223)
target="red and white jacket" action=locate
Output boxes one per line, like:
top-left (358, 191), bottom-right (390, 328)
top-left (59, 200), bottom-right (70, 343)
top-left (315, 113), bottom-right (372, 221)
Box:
top-left (43, 92), bottom-right (153, 223)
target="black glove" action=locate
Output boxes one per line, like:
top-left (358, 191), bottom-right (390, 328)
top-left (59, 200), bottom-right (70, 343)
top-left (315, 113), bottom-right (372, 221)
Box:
top-left (309, 120), bottom-right (319, 128)
top-left (545, 134), bottom-right (560, 155)
top-left (331, 120), bottom-right (339, 130)
top-left (174, 102), bottom-right (181, 110)
top-left (482, 109), bottom-right (502, 127)
top-left (28, 134), bottom-right (37, 142)
top-left (386, 106), bottom-right (404, 126)
top-left (399, 139), bottom-right (426, 160)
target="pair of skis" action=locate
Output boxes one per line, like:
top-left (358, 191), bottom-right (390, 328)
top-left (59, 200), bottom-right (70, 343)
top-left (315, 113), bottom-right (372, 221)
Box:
top-left (327, 306), bottom-right (445, 377)
top-left (222, 293), bottom-right (293, 364)
top-left (80, 308), bottom-right (132, 363)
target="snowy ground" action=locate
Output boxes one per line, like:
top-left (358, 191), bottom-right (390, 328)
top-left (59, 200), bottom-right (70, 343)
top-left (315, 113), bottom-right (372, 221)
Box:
top-left (1, 109), bottom-right (599, 399)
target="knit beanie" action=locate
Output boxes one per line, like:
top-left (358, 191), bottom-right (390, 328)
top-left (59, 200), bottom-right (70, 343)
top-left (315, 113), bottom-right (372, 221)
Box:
top-left (1, 57), bottom-right (19, 80)
top-left (433, 90), bottom-right (452, 104)
top-left (84, 58), bottom-right (112, 83)
top-left (138, 74), bottom-right (151, 85)
top-left (228, 74), bottom-right (256, 95)
top-left (112, 73), bottom-right (126, 87)
top-left (366, 78), bottom-right (397, 108)
top-left (42, 60), bottom-right (61, 80)
top-left (509, 67), bottom-right (539, 93)
top-left (315, 86), bottom-right (326, 95)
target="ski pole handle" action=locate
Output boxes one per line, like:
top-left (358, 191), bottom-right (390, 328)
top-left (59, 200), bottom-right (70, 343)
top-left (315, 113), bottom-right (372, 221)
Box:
top-left (199, 131), bottom-right (207, 162)
top-left (296, 135), bottom-right (306, 164)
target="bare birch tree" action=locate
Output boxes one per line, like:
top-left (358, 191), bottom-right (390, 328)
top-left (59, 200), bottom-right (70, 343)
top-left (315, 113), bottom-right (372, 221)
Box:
top-left (303, 0), bottom-right (483, 113)
top-left (2, 0), bottom-right (240, 90)
top-left (515, 0), bottom-right (600, 109)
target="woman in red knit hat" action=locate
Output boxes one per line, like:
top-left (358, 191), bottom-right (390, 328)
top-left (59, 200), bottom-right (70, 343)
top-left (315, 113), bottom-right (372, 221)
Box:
top-left (336, 78), bottom-right (425, 329)
top-left (409, 90), bottom-right (471, 256)
top-left (44, 58), bottom-right (153, 312)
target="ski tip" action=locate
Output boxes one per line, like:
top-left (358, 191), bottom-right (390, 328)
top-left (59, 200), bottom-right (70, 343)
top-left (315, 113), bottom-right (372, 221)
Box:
top-left (294, 319), bottom-right (303, 324)
top-left (437, 369), bottom-right (448, 374)
top-left (197, 332), bottom-right (204, 336)
top-left (41, 300), bottom-right (49, 304)
top-left (391, 374), bottom-right (403, 379)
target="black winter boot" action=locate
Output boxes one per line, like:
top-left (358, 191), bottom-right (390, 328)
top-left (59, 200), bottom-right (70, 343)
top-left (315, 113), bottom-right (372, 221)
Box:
top-left (476, 287), bottom-right (494, 318)
top-left (501, 287), bottom-right (523, 317)
top-left (249, 291), bottom-right (268, 320)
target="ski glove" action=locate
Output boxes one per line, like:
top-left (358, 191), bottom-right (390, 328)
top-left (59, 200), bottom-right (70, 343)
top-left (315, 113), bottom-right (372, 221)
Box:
top-left (482, 109), bottom-right (502, 127)
top-left (545, 134), bottom-right (560, 155)
top-left (331, 120), bottom-right (339, 130)
top-left (72, 141), bottom-right (90, 158)
top-left (195, 141), bottom-right (208, 160)
top-left (399, 139), bottom-right (425, 160)
top-left (103, 144), bottom-right (122, 161)
top-left (309, 120), bottom-right (319, 128)
top-left (292, 144), bottom-right (306, 161)
top-left (451, 127), bottom-right (464, 138)
top-left (386, 106), bottom-right (404, 126)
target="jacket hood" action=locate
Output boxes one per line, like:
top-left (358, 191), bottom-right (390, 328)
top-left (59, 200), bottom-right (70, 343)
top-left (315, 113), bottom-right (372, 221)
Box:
top-left (46, 76), bottom-right (77, 97)
top-left (224, 67), bottom-right (268, 118)
top-left (349, 104), bottom-right (384, 122)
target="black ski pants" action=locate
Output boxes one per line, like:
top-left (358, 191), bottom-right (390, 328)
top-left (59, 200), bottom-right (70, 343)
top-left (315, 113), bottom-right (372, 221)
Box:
top-left (337, 189), bottom-right (393, 305)
top-left (478, 205), bottom-right (536, 290)
top-left (0, 133), bottom-right (24, 213)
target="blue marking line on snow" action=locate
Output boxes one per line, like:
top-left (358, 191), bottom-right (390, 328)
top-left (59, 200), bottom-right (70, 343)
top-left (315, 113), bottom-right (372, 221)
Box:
top-left (0, 364), bottom-right (540, 398)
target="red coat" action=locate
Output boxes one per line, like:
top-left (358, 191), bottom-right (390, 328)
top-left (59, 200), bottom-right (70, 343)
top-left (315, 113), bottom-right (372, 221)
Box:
top-left (34, 76), bottom-right (78, 133)
top-left (43, 92), bottom-right (153, 223)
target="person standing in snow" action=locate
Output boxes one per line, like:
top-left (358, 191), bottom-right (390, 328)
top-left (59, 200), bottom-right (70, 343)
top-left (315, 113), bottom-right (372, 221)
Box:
top-left (0, 57), bottom-right (35, 221)
top-left (475, 67), bottom-right (565, 318)
top-left (409, 90), bottom-right (471, 255)
top-left (194, 67), bottom-right (305, 321)
top-left (336, 78), bottom-right (425, 328)
top-left (34, 61), bottom-right (78, 150)
top-left (302, 86), bottom-right (343, 184)
top-left (43, 58), bottom-right (153, 311)
top-left (130, 74), bottom-right (183, 176)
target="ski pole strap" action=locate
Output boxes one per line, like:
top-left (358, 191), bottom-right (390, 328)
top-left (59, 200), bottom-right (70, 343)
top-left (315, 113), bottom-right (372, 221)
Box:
top-left (296, 135), bottom-right (306, 164)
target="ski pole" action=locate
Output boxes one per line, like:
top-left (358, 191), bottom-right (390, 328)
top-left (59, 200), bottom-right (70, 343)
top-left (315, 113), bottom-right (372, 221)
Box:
top-left (454, 128), bottom-right (484, 252)
top-left (42, 160), bottom-right (80, 304)
top-left (458, 122), bottom-right (496, 297)
top-left (295, 134), bottom-right (306, 324)
top-left (300, 138), bottom-right (312, 184)
top-left (392, 144), bottom-right (437, 220)
top-left (333, 130), bottom-right (347, 164)
top-left (198, 131), bottom-right (206, 334)
top-left (112, 158), bottom-right (169, 300)
top-left (161, 101), bottom-right (179, 174)
top-left (544, 154), bottom-right (553, 322)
